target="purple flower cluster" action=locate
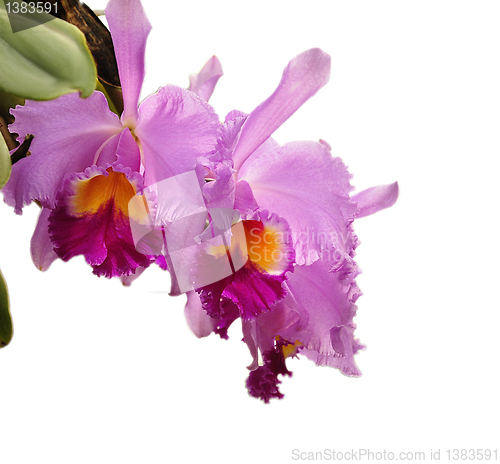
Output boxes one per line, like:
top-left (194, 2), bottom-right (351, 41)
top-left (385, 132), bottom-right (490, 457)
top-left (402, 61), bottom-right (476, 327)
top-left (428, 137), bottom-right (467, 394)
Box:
top-left (1, 0), bottom-right (398, 401)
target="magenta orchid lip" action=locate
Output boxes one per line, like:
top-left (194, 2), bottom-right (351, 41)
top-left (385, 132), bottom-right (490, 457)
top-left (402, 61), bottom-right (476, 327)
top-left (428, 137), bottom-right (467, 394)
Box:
top-left (1, 0), bottom-right (398, 402)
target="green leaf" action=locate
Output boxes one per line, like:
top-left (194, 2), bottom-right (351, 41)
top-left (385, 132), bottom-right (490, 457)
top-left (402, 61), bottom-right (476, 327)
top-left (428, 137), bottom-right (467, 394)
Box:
top-left (0, 1), bottom-right (97, 100)
top-left (0, 268), bottom-right (13, 348)
top-left (0, 130), bottom-right (11, 188)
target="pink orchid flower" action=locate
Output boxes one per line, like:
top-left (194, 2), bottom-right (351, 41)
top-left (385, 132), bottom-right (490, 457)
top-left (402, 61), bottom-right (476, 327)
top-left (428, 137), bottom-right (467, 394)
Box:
top-left (2, 0), bottom-right (219, 277)
top-left (183, 49), bottom-right (398, 401)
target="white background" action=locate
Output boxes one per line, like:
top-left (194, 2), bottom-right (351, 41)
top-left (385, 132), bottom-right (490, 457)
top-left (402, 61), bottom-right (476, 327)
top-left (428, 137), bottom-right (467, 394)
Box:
top-left (1, 0), bottom-right (499, 462)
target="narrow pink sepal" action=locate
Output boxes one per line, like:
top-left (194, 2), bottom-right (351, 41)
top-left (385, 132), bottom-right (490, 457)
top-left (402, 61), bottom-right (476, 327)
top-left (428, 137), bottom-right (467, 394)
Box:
top-left (188, 56), bottom-right (223, 102)
top-left (105, 0), bottom-right (152, 126)
top-left (232, 48), bottom-right (331, 171)
top-left (352, 182), bottom-right (399, 218)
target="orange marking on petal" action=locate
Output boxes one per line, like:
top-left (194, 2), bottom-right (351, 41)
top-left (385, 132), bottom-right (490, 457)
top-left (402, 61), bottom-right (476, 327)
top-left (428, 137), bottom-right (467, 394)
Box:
top-left (71, 168), bottom-right (137, 217)
top-left (243, 220), bottom-right (287, 274)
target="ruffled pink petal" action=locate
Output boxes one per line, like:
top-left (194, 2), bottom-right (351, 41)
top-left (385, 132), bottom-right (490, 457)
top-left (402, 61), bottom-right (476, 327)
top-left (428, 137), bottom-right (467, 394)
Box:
top-left (352, 182), bottom-right (399, 219)
top-left (197, 274), bottom-right (233, 318)
top-left (3, 92), bottom-right (122, 213)
top-left (188, 56), bottom-right (223, 102)
top-left (105, 0), bottom-right (151, 126)
top-left (30, 207), bottom-right (58, 271)
top-left (300, 335), bottom-right (364, 377)
top-left (276, 255), bottom-right (363, 376)
top-left (135, 85), bottom-right (220, 186)
top-left (245, 357), bottom-right (288, 403)
top-left (231, 48), bottom-right (331, 171)
top-left (240, 140), bottom-right (357, 265)
top-left (48, 165), bottom-right (152, 277)
top-left (222, 262), bottom-right (289, 320)
top-left (216, 111), bottom-right (247, 160)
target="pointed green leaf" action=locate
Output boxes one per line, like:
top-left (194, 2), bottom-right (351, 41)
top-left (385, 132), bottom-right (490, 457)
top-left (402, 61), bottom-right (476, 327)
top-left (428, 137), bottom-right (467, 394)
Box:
top-left (0, 1), bottom-right (96, 100)
top-left (0, 269), bottom-right (13, 348)
top-left (0, 130), bottom-right (11, 188)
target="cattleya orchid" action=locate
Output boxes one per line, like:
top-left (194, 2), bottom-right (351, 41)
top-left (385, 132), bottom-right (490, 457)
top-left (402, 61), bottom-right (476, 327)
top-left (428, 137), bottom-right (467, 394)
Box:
top-left (2, 0), bottom-right (219, 277)
top-left (184, 50), bottom-right (335, 323)
top-left (181, 50), bottom-right (399, 402)
top-left (1, 0), bottom-right (398, 402)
